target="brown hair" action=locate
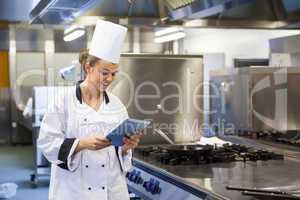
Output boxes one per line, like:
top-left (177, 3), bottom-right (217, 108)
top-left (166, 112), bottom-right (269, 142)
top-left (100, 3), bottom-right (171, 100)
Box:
top-left (79, 48), bottom-right (100, 74)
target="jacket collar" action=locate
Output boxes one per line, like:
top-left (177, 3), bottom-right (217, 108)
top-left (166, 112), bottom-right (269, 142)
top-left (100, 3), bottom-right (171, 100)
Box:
top-left (75, 80), bottom-right (110, 104)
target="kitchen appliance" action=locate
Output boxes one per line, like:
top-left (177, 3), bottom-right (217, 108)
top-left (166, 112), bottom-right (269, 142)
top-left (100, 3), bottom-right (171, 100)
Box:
top-left (126, 141), bottom-right (300, 200)
top-left (109, 55), bottom-right (300, 200)
top-left (135, 143), bottom-right (284, 165)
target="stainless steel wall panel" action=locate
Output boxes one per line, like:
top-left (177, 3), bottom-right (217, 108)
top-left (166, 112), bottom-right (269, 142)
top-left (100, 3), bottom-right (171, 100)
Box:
top-left (287, 74), bottom-right (300, 130)
top-left (209, 73), bottom-right (250, 134)
top-left (251, 71), bottom-right (300, 131)
top-left (270, 34), bottom-right (300, 54)
top-left (210, 67), bottom-right (300, 134)
top-left (250, 73), bottom-right (278, 131)
top-left (139, 31), bottom-right (164, 54)
top-left (110, 54), bottom-right (203, 145)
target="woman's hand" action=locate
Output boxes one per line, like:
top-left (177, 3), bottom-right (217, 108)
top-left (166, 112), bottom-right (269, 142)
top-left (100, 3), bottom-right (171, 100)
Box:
top-left (122, 133), bottom-right (142, 155)
top-left (75, 136), bottom-right (111, 153)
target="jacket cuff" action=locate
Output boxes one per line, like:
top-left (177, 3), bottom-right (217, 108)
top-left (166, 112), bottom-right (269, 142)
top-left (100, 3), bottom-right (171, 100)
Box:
top-left (67, 139), bottom-right (81, 171)
top-left (57, 138), bottom-right (79, 171)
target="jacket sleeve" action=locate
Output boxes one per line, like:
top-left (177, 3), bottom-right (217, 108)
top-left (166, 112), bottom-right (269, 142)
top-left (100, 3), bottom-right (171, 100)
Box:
top-left (37, 97), bottom-right (81, 172)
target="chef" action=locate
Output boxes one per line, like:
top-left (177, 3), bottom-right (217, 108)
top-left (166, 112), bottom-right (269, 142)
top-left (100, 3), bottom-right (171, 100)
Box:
top-left (38, 20), bottom-right (141, 200)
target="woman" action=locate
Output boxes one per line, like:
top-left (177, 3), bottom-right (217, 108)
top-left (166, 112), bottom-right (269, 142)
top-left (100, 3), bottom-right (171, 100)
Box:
top-left (38, 20), bottom-right (140, 200)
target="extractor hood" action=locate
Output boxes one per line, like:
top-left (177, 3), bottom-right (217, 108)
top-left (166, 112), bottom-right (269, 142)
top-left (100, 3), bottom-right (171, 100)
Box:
top-left (30, 0), bottom-right (101, 24)
top-left (167, 0), bottom-right (300, 29)
top-left (27, 0), bottom-right (300, 29)
top-left (168, 0), bottom-right (272, 21)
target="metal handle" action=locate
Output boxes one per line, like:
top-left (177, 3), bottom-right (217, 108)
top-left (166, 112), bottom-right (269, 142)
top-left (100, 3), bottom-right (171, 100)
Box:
top-left (154, 129), bottom-right (174, 145)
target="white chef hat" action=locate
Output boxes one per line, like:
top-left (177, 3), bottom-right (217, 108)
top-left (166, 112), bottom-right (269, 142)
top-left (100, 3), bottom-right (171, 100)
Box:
top-left (89, 20), bottom-right (127, 64)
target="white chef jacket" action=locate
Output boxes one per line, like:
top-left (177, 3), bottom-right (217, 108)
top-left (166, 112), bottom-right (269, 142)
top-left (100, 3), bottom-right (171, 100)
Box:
top-left (37, 82), bottom-right (132, 200)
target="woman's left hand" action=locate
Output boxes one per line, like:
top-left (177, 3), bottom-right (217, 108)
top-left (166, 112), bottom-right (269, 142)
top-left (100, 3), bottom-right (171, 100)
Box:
top-left (122, 133), bottom-right (142, 155)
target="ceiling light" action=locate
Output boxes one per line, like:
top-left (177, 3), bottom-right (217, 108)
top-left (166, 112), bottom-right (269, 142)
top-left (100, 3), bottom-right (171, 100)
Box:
top-left (154, 31), bottom-right (186, 43)
top-left (154, 27), bottom-right (186, 43)
top-left (154, 27), bottom-right (184, 37)
top-left (63, 25), bottom-right (86, 42)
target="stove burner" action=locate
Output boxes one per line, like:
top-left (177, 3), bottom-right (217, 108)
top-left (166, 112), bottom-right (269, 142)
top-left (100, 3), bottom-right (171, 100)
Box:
top-left (159, 144), bottom-right (214, 165)
top-left (136, 144), bottom-right (284, 165)
top-left (160, 144), bottom-right (213, 155)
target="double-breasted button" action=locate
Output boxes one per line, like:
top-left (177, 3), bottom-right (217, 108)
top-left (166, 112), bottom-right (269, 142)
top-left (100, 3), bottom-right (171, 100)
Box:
top-left (101, 164), bottom-right (105, 167)
top-left (85, 165), bottom-right (89, 168)
top-left (88, 187), bottom-right (91, 191)
top-left (102, 186), bottom-right (105, 190)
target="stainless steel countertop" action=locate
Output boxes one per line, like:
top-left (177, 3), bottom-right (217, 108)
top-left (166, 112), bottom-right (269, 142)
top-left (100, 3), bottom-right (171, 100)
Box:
top-left (133, 137), bottom-right (300, 200)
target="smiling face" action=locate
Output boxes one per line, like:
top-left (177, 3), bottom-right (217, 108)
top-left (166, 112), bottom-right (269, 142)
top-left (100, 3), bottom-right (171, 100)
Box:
top-left (84, 59), bottom-right (119, 92)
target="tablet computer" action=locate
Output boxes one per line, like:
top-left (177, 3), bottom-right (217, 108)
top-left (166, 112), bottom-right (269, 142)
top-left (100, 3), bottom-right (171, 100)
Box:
top-left (106, 118), bottom-right (151, 146)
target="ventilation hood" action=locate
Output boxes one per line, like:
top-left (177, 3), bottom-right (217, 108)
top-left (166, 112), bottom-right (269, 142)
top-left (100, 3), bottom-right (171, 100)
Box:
top-left (29, 0), bottom-right (102, 24)
top-left (26, 0), bottom-right (300, 29)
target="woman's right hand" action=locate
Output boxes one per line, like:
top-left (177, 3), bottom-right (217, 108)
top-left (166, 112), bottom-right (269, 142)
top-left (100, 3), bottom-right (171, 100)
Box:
top-left (75, 136), bottom-right (111, 153)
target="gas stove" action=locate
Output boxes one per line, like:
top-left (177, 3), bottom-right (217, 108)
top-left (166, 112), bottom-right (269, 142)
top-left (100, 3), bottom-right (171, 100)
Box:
top-left (135, 143), bottom-right (284, 165)
top-left (126, 143), bottom-right (288, 200)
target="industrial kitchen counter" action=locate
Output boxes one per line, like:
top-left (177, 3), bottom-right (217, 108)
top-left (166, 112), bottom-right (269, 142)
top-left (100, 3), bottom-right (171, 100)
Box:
top-left (131, 153), bottom-right (300, 200)
top-left (127, 137), bottom-right (300, 200)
